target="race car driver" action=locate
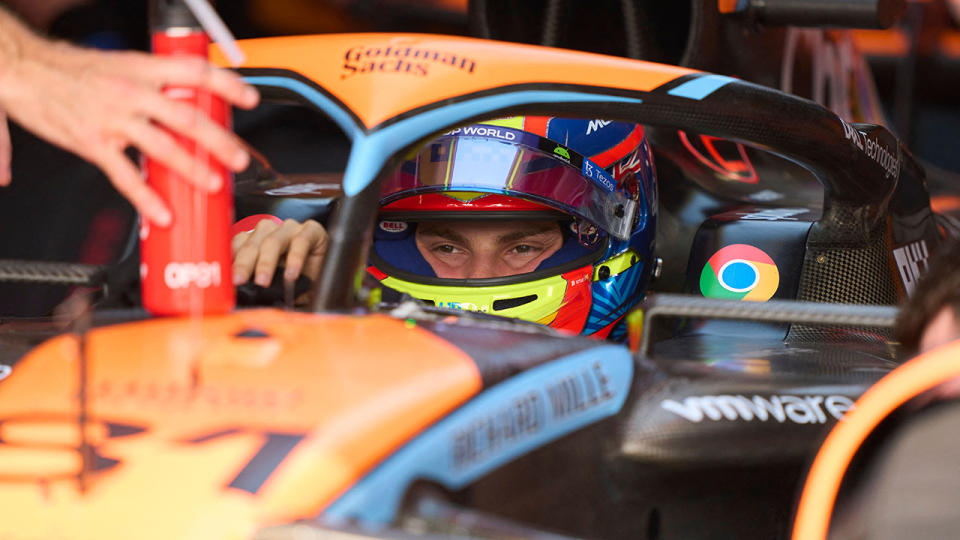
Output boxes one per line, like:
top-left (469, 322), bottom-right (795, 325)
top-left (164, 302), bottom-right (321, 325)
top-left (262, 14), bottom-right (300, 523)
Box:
top-left (232, 116), bottom-right (658, 340)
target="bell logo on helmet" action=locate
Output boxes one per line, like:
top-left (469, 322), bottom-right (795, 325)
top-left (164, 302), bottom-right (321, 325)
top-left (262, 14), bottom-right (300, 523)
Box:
top-left (379, 220), bottom-right (409, 233)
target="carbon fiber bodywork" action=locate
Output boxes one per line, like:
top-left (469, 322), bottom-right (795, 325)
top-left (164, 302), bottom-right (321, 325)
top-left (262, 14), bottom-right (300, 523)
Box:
top-left (459, 335), bottom-right (895, 540)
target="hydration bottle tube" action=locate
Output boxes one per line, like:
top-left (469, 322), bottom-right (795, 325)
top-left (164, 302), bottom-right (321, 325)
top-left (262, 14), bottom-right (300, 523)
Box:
top-left (140, 0), bottom-right (234, 315)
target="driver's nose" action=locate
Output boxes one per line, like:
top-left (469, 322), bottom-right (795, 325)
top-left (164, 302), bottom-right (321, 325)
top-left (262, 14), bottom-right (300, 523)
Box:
top-left (464, 255), bottom-right (499, 279)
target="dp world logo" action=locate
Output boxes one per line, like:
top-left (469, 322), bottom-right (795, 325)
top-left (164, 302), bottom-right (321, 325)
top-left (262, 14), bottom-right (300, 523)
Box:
top-left (700, 244), bottom-right (779, 301)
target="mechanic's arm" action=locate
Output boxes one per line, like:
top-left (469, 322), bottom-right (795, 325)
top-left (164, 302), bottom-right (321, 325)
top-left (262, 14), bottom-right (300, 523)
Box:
top-left (0, 5), bottom-right (259, 226)
top-left (232, 219), bottom-right (329, 288)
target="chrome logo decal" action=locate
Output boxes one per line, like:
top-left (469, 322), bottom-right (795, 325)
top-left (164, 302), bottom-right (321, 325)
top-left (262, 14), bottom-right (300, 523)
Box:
top-left (700, 244), bottom-right (779, 301)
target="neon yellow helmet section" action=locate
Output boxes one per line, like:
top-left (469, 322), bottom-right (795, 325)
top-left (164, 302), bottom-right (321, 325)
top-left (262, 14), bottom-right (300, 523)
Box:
top-left (379, 273), bottom-right (569, 322)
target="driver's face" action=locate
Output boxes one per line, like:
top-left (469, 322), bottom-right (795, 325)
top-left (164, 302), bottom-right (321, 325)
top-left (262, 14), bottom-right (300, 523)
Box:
top-left (415, 220), bottom-right (564, 279)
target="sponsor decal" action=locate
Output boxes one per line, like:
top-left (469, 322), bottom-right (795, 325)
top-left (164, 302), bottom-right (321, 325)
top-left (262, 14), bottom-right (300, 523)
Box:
top-left (452, 360), bottom-right (615, 469)
top-left (379, 220), bottom-right (409, 233)
top-left (581, 159), bottom-right (617, 193)
top-left (324, 347), bottom-right (632, 524)
top-left (661, 394), bottom-right (855, 423)
top-left (840, 120), bottom-right (900, 179)
top-left (553, 145), bottom-right (571, 161)
top-left (94, 380), bottom-right (302, 411)
top-left (450, 362), bottom-right (614, 469)
top-left (700, 244), bottom-right (779, 301)
top-left (163, 261), bottom-right (222, 290)
top-left (736, 208), bottom-right (808, 221)
top-left (453, 391), bottom-right (544, 470)
top-left (545, 362), bottom-right (614, 420)
top-left (341, 43), bottom-right (477, 79)
top-left (893, 239), bottom-right (930, 297)
top-left (586, 119), bottom-right (612, 134)
top-left (438, 301), bottom-right (487, 313)
top-left (445, 125), bottom-right (518, 141)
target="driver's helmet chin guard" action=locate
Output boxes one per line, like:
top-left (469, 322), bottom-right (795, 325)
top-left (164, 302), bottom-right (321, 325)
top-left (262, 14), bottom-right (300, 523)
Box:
top-left (367, 116), bottom-right (658, 341)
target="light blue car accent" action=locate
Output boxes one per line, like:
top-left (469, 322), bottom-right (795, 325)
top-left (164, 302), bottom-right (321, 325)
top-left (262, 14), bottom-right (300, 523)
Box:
top-left (243, 75), bottom-right (643, 197)
top-left (323, 345), bottom-right (634, 525)
top-left (243, 76), bottom-right (363, 140)
top-left (667, 75), bottom-right (736, 100)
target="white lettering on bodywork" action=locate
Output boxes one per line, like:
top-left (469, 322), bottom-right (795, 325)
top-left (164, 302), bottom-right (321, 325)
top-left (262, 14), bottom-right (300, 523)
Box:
top-left (661, 394), bottom-right (855, 423)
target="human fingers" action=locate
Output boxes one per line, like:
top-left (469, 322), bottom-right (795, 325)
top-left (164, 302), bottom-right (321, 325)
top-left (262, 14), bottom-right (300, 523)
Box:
top-left (0, 111), bottom-right (9, 186)
top-left (253, 219), bottom-right (303, 287)
top-left (141, 55), bottom-right (259, 109)
top-left (126, 118), bottom-right (225, 191)
top-left (231, 219), bottom-right (282, 285)
top-left (300, 223), bottom-right (329, 282)
top-left (95, 148), bottom-right (171, 227)
top-left (283, 220), bottom-right (328, 282)
top-left (134, 91), bottom-right (250, 177)
top-left (231, 230), bottom-right (252, 255)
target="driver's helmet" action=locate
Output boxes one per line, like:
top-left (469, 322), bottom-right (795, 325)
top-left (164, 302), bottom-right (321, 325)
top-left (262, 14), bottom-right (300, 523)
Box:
top-left (368, 116), bottom-right (657, 341)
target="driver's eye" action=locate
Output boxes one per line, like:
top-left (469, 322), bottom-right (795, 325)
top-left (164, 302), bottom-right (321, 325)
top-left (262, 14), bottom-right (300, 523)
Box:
top-left (513, 244), bottom-right (533, 254)
top-left (436, 244), bottom-right (458, 254)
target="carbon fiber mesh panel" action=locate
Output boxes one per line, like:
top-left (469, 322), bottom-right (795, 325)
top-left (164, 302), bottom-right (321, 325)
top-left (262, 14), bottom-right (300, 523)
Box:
top-left (787, 217), bottom-right (898, 343)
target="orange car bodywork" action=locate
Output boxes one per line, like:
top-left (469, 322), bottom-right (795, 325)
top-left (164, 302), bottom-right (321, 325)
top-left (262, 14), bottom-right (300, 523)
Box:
top-left (211, 33), bottom-right (695, 130)
top-left (0, 310), bottom-right (480, 539)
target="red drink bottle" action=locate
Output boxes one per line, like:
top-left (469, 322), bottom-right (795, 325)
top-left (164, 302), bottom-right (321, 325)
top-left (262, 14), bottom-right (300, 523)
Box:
top-left (140, 0), bottom-right (234, 315)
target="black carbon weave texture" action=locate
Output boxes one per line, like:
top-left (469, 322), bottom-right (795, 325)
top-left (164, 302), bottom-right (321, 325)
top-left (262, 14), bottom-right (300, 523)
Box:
top-left (787, 217), bottom-right (897, 343)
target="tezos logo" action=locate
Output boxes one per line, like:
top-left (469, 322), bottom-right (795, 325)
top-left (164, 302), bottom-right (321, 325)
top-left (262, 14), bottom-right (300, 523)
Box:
top-left (379, 220), bottom-right (409, 233)
top-left (700, 244), bottom-right (779, 301)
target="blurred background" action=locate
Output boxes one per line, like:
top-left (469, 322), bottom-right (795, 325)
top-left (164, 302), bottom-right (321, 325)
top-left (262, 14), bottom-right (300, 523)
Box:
top-left (1, 0), bottom-right (957, 316)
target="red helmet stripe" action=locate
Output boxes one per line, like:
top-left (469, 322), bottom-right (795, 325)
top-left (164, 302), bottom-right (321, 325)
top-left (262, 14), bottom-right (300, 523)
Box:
top-left (590, 124), bottom-right (646, 169)
top-left (548, 266), bottom-right (593, 333)
top-left (523, 116), bottom-right (550, 137)
top-left (381, 193), bottom-right (557, 213)
top-left (367, 266), bottom-right (388, 280)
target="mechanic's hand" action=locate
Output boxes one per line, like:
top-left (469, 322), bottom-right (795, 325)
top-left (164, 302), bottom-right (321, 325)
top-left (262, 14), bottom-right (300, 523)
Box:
top-left (0, 13), bottom-right (259, 226)
top-left (232, 218), bottom-right (329, 288)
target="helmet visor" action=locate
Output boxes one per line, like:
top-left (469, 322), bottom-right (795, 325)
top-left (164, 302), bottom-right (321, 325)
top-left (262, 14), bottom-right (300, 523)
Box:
top-left (379, 127), bottom-right (639, 240)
